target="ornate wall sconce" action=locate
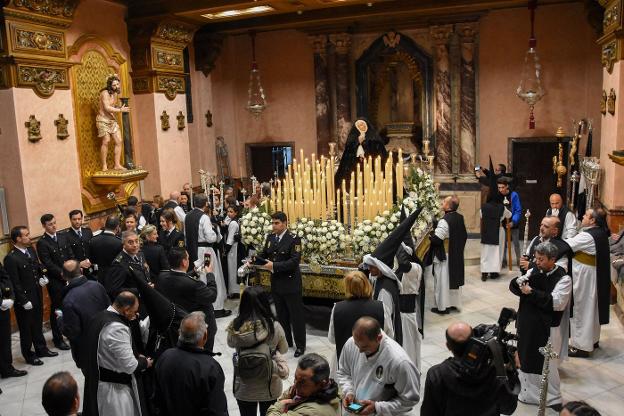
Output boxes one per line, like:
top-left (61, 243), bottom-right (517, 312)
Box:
top-left (54, 114), bottom-right (69, 140)
top-left (25, 115), bottom-right (42, 142)
top-left (161, 110), bottom-right (170, 131)
top-left (177, 111), bottom-right (186, 130)
top-left (601, 90), bottom-right (607, 115)
top-left (608, 88), bottom-right (616, 115)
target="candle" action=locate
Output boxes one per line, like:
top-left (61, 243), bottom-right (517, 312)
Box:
top-left (350, 171), bottom-right (355, 229)
top-left (337, 189), bottom-right (341, 221)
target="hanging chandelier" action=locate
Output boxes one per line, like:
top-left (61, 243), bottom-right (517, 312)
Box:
top-left (516, 0), bottom-right (545, 129)
top-left (246, 32), bottom-right (267, 117)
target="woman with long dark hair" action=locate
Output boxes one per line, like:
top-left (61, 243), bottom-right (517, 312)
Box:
top-left (227, 286), bottom-right (289, 416)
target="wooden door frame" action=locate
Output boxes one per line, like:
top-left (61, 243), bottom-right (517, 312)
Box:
top-left (245, 141), bottom-right (296, 179)
top-left (507, 136), bottom-right (571, 173)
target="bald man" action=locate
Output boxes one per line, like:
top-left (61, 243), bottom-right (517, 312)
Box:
top-left (520, 216), bottom-right (571, 275)
top-left (420, 322), bottom-right (518, 415)
top-left (163, 191), bottom-right (186, 228)
top-left (546, 194), bottom-right (577, 239)
top-left (337, 317), bottom-right (420, 415)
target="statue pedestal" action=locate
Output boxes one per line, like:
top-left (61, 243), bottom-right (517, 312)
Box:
top-left (82, 168), bottom-right (149, 213)
top-left (385, 122), bottom-right (418, 154)
top-left (91, 168), bottom-right (149, 189)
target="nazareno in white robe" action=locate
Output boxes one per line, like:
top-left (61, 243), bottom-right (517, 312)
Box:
top-left (480, 207), bottom-right (511, 273)
top-left (565, 228), bottom-right (602, 351)
top-left (424, 218), bottom-right (461, 310)
top-left (516, 270), bottom-right (571, 407)
top-left (194, 214), bottom-right (227, 311)
top-left (400, 261), bottom-right (423, 371)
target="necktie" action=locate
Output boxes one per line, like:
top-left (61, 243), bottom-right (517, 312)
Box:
top-left (133, 256), bottom-right (139, 263)
top-left (77, 229), bottom-right (82, 238)
top-left (52, 235), bottom-right (57, 243)
top-left (25, 250), bottom-right (31, 259)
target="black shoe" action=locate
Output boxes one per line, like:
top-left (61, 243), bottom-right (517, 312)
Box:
top-left (294, 348), bottom-right (305, 358)
top-left (431, 307), bottom-right (450, 315)
top-left (449, 306), bottom-right (460, 312)
top-left (54, 341), bottom-right (70, 351)
top-left (1, 367), bottom-right (28, 378)
top-left (481, 273), bottom-right (488, 282)
top-left (214, 309), bottom-right (232, 318)
top-left (568, 347), bottom-right (590, 358)
top-left (489, 273), bottom-right (500, 279)
top-left (594, 342), bottom-right (600, 349)
top-left (548, 403), bottom-right (563, 412)
top-left (36, 349), bottom-right (58, 358)
top-left (228, 293), bottom-right (240, 299)
top-left (26, 358), bottom-right (43, 366)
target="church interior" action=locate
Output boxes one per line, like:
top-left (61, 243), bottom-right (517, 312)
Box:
top-left (0, 0), bottom-right (623, 415)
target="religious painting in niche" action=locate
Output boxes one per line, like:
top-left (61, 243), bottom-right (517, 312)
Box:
top-left (355, 32), bottom-right (433, 156)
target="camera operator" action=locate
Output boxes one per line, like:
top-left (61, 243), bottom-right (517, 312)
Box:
top-left (420, 321), bottom-right (518, 416)
top-left (510, 241), bottom-right (572, 412)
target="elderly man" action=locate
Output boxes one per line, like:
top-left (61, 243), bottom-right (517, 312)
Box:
top-left (155, 311), bottom-right (227, 415)
top-left (58, 260), bottom-right (110, 371)
top-left (42, 372), bottom-right (80, 416)
top-left (163, 191), bottom-right (186, 227)
top-left (337, 317), bottom-right (420, 415)
top-left (267, 353), bottom-right (340, 416)
top-left (564, 208), bottom-right (611, 357)
top-left (83, 291), bottom-right (152, 416)
top-left (520, 216), bottom-right (571, 275)
top-left (546, 193), bottom-right (578, 239)
top-left (103, 230), bottom-right (150, 302)
top-left (426, 195), bottom-right (467, 314)
top-left (511, 242), bottom-right (572, 411)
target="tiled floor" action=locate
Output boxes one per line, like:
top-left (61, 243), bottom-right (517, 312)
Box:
top-left (1, 244), bottom-right (623, 415)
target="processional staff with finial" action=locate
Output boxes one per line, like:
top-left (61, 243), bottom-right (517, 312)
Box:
top-left (537, 340), bottom-right (559, 416)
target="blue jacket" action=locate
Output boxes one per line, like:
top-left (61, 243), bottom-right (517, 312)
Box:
top-left (510, 191), bottom-right (522, 227)
top-left (59, 276), bottom-right (110, 368)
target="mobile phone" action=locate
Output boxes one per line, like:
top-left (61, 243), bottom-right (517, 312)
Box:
top-left (253, 256), bottom-right (268, 266)
top-left (347, 403), bottom-right (364, 413)
top-left (204, 253), bottom-right (211, 267)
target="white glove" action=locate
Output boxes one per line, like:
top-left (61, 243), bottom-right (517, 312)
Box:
top-left (23, 301), bottom-right (33, 310)
top-left (0, 299), bottom-right (13, 311)
top-left (39, 277), bottom-right (49, 287)
top-left (54, 309), bottom-right (63, 318)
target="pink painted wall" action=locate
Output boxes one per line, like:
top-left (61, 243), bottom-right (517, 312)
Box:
top-left (207, 30), bottom-right (317, 177)
top-left (12, 89), bottom-right (83, 230)
top-left (479, 3), bottom-right (602, 168)
top-left (599, 62), bottom-right (624, 209)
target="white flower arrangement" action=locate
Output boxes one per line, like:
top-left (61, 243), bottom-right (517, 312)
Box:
top-left (240, 207), bottom-right (272, 249)
top-left (291, 218), bottom-right (349, 263)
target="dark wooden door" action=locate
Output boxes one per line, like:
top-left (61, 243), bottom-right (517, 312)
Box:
top-left (510, 137), bottom-right (570, 238)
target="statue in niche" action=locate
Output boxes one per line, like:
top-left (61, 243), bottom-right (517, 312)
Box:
top-left (177, 111), bottom-right (185, 130)
top-left (25, 115), bottom-right (42, 142)
top-left (97, 74), bottom-right (129, 171)
top-left (216, 136), bottom-right (231, 182)
top-left (161, 111), bottom-right (170, 131)
top-left (54, 114), bottom-right (69, 140)
top-left (334, 118), bottom-right (388, 189)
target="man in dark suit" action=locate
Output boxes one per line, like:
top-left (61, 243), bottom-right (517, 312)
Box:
top-left (0, 261), bottom-right (27, 380)
top-left (258, 211), bottom-right (306, 357)
top-left (5, 226), bottom-right (58, 365)
top-left (159, 209), bottom-right (185, 255)
top-left (36, 214), bottom-right (72, 350)
top-left (65, 209), bottom-right (94, 279)
top-left (156, 247), bottom-right (218, 352)
top-left (89, 215), bottom-right (122, 280)
top-left (103, 230), bottom-right (150, 301)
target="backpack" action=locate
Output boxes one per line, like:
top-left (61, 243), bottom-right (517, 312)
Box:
top-left (235, 340), bottom-right (274, 394)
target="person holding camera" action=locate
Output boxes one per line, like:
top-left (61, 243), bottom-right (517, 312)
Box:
top-left (510, 241), bottom-right (572, 411)
top-left (420, 321), bottom-right (519, 416)
top-left (156, 247), bottom-right (218, 352)
top-left (337, 316), bottom-right (420, 415)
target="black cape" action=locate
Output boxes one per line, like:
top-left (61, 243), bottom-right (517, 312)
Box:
top-left (585, 227), bottom-right (611, 325)
top-left (546, 207), bottom-right (570, 239)
top-left (429, 211), bottom-right (468, 289)
top-left (481, 202), bottom-right (504, 245)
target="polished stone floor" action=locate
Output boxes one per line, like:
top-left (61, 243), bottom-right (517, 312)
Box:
top-left (1, 244), bottom-right (623, 415)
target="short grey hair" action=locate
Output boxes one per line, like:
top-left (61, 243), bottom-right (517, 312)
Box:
top-left (121, 230), bottom-right (138, 242)
top-left (534, 241), bottom-right (558, 260)
top-left (178, 311), bottom-right (207, 345)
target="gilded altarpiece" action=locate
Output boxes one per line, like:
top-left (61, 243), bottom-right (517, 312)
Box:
top-left (68, 36), bottom-right (135, 213)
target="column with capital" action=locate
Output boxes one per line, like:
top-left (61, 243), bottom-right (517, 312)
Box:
top-left (457, 22), bottom-right (479, 173)
top-left (430, 25), bottom-right (453, 174)
top-left (329, 33), bottom-right (352, 150)
top-left (308, 35), bottom-right (332, 156)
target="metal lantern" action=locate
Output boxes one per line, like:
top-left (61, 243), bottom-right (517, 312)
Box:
top-left (246, 33), bottom-right (267, 117)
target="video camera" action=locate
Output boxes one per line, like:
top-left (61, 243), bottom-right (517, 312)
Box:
top-left (460, 307), bottom-right (518, 383)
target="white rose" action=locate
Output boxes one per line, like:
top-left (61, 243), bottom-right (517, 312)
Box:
top-left (364, 226), bottom-right (372, 233)
top-left (298, 231), bottom-right (304, 237)
top-left (380, 225), bottom-right (387, 231)
top-left (408, 201), bottom-right (415, 209)
top-left (305, 227), bottom-right (311, 233)
top-left (391, 215), bottom-right (399, 223)
top-left (381, 232), bottom-right (388, 239)
top-left (308, 220), bottom-right (314, 226)
top-left (339, 235), bottom-right (346, 241)
top-left (354, 229), bottom-right (363, 237)
top-left (251, 229), bottom-right (257, 235)
top-left (376, 217), bottom-right (384, 224)
top-left (363, 236), bottom-right (370, 244)
top-left (332, 231), bottom-right (339, 237)
top-left (387, 223), bottom-right (394, 230)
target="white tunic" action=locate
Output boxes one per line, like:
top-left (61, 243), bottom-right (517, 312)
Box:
top-left (425, 219), bottom-right (461, 310)
top-left (371, 275), bottom-right (395, 340)
top-left (337, 334), bottom-right (421, 415)
top-left (400, 262), bottom-right (423, 371)
top-left (226, 220), bottom-right (240, 295)
top-left (524, 236), bottom-right (570, 272)
top-left (480, 207), bottom-right (511, 273)
top-left (194, 214), bottom-right (227, 311)
top-left (517, 270), bottom-right (571, 406)
top-left (548, 209), bottom-right (578, 239)
top-left (565, 228), bottom-right (601, 351)
top-left (97, 308), bottom-right (142, 416)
